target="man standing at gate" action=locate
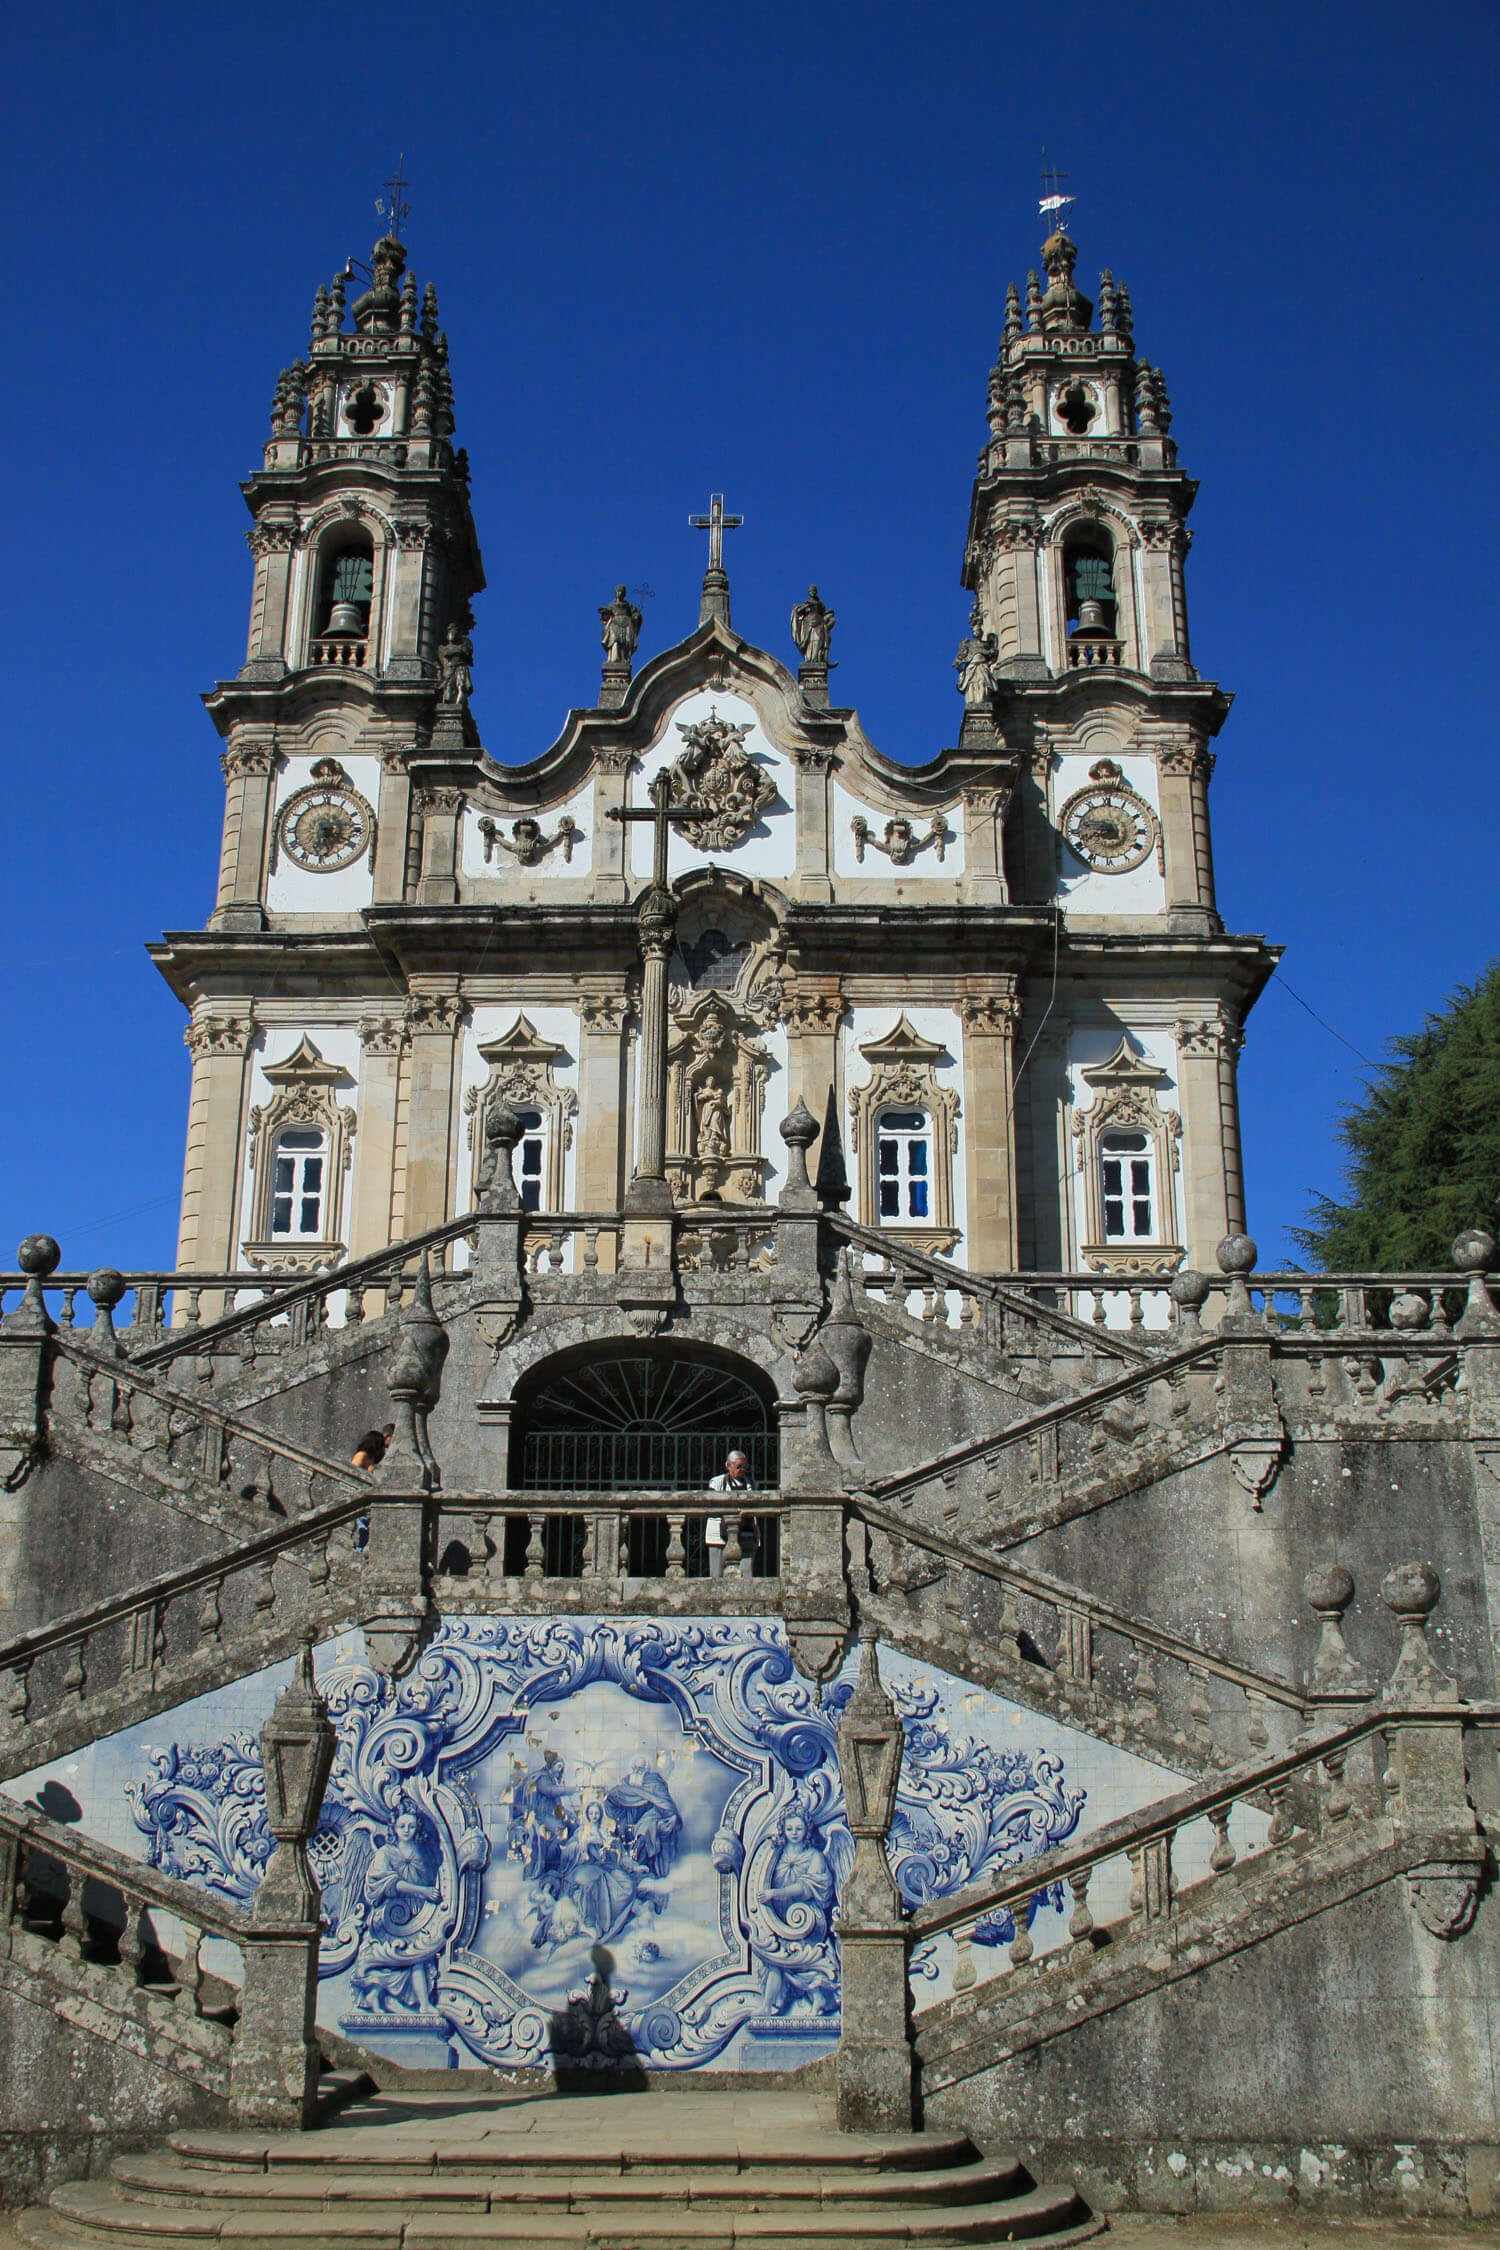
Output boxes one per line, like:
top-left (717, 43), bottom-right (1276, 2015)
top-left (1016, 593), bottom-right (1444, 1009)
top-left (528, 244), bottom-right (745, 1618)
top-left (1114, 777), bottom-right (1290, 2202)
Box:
top-left (705, 1450), bottom-right (755, 1579)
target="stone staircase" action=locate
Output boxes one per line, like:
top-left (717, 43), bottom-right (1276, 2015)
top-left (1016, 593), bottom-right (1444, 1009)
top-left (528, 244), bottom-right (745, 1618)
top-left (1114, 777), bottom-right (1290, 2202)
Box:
top-left (16, 2091), bottom-right (1102, 2247)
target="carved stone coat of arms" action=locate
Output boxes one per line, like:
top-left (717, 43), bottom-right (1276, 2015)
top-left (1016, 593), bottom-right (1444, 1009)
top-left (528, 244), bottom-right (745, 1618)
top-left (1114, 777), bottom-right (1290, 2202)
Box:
top-left (666, 709), bottom-right (777, 851)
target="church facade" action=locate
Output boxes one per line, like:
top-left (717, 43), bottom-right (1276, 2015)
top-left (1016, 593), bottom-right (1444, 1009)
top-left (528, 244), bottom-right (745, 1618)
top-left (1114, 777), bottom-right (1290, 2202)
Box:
top-left (154, 224), bottom-right (1266, 1294)
top-left (0, 219), bottom-right (1497, 2237)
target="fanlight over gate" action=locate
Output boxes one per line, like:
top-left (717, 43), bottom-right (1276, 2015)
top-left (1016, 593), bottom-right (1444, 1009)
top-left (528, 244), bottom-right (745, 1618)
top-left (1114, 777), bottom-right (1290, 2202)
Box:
top-left (513, 1348), bottom-right (777, 1492)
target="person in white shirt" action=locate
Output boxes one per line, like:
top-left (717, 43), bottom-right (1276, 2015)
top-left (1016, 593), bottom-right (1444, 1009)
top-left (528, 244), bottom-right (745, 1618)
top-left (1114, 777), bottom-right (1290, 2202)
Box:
top-left (705, 1451), bottom-right (754, 1579)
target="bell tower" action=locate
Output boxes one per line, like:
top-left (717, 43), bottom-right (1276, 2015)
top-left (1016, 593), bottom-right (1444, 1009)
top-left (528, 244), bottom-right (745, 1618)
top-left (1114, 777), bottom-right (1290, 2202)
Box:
top-left (206, 227), bottom-right (484, 931)
top-left (960, 215), bottom-right (1271, 1269)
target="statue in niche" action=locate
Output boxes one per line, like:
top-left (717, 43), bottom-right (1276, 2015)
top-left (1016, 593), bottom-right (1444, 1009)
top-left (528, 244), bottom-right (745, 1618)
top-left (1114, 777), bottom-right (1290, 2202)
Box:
top-left (790, 585), bottom-right (835, 667)
top-left (599, 585), bottom-right (642, 666)
top-left (439, 622), bottom-right (474, 710)
top-left (666, 990), bottom-right (770, 1204)
top-left (953, 603), bottom-right (999, 707)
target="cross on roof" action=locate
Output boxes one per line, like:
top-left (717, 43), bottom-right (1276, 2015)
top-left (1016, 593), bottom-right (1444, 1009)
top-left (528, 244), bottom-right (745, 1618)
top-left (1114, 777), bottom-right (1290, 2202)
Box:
top-left (689, 493), bottom-right (743, 576)
top-left (610, 770), bottom-right (695, 892)
top-left (1039, 152), bottom-right (1074, 233)
top-left (377, 156), bottom-right (411, 240)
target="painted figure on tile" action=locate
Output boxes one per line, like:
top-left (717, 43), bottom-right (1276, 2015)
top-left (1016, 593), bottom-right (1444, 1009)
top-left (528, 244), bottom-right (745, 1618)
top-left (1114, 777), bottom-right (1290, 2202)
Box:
top-left (605, 1757), bottom-right (683, 1880)
top-left (561, 1799), bottom-right (662, 1944)
top-left (752, 1802), bottom-right (848, 2017)
top-left (509, 1749), bottom-right (573, 1881)
top-left (348, 1807), bottom-right (447, 2012)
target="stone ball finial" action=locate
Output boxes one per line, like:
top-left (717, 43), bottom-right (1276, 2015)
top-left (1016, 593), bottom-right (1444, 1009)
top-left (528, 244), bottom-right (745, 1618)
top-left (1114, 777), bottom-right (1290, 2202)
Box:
top-left (779, 1098), bottom-right (819, 1152)
top-left (792, 1343), bottom-right (838, 1400)
top-left (17, 1235), bottom-right (60, 1278)
top-left (1381, 1560), bottom-right (1440, 1621)
top-left (1216, 1233), bottom-right (1257, 1276)
top-left (1388, 1290), bottom-right (1429, 1332)
top-left (1304, 1563), bottom-right (1354, 1618)
top-left (486, 1102), bottom-right (525, 1153)
top-left (1169, 1268), bottom-right (1211, 1310)
top-left (87, 1269), bottom-right (127, 1313)
top-left (1452, 1227), bottom-right (1496, 1274)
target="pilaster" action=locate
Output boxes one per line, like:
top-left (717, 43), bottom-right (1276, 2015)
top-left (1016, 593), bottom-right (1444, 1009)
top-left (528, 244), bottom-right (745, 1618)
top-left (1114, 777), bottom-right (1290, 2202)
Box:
top-left (1154, 736), bottom-right (1212, 919)
top-left (1176, 1013), bottom-right (1245, 1258)
top-left (401, 991), bottom-right (466, 1234)
top-left (373, 749), bottom-right (414, 901)
top-left (212, 743), bottom-right (276, 932)
top-left (961, 987), bottom-right (1020, 1271)
top-left (177, 1012), bottom-right (257, 1282)
top-left (1020, 1014), bottom-right (1071, 1270)
top-left (782, 988), bottom-right (846, 1136)
top-left (347, 1015), bottom-right (407, 1264)
top-left (415, 787), bottom-right (464, 906)
top-left (591, 750), bottom-right (634, 902)
top-left (959, 786), bottom-right (1012, 902)
top-left (243, 523), bottom-right (295, 671)
top-left (792, 746), bottom-right (835, 901)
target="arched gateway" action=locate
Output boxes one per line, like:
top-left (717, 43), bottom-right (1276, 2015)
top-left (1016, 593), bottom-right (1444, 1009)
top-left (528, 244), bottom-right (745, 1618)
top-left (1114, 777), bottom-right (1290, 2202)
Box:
top-left (511, 1343), bottom-right (778, 1492)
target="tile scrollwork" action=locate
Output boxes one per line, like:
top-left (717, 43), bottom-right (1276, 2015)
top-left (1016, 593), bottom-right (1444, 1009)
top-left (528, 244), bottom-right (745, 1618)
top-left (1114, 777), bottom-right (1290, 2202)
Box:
top-left (124, 1620), bottom-right (1084, 2073)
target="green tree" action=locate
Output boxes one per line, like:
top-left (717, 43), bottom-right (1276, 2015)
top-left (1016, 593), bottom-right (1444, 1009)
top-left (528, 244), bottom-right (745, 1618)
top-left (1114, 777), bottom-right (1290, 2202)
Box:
top-left (1291, 959), bottom-right (1500, 1270)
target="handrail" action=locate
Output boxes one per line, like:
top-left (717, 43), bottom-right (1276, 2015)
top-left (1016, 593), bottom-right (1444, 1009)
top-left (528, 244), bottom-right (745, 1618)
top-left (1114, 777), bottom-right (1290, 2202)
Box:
top-left (53, 1334), bottom-right (377, 1492)
top-left (906, 1708), bottom-right (1392, 1944)
top-left (0, 1792), bottom-right (252, 1945)
top-left (852, 1494), bottom-right (1306, 1710)
top-left (861, 1334), bottom-right (1221, 1502)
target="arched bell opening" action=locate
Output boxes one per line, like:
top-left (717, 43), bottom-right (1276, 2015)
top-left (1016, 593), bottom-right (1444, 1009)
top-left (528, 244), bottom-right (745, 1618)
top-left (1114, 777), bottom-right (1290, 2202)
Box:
top-left (1062, 525), bottom-right (1118, 644)
top-left (509, 1342), bottom-right (779, 1495)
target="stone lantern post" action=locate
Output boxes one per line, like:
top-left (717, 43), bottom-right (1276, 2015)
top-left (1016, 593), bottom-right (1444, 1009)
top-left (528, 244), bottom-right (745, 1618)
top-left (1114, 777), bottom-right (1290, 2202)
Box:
top-left (834, 1624), bottom-right (913, 2130)
top-left (230, 1637), bottom-right (336, 2128)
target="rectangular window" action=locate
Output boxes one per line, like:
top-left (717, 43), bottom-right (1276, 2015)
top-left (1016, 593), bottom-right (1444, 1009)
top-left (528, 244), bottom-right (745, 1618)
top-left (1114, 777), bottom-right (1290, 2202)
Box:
top-left (1100, 1131), bottom-right (1155, 1241)
top-left (876, 1108), bottom-right (932, 1224)
top-left (270, 1129), bottom-right (327, 1239)
top-left (515, 1108), bottom-right (544, 1214)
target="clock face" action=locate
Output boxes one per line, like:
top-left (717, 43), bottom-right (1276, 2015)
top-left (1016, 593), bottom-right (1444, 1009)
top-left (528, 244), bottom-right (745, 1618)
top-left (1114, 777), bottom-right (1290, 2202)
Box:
top-left (278, 784), bottom-right (372, 873)
top-left (1060, 784), bottom-right (1157, 874)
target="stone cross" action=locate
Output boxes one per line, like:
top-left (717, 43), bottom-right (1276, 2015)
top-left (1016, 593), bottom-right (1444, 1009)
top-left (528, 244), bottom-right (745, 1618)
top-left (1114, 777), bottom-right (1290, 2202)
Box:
top-left (610, 773), bottom-right (697, 1211)
top-left (690, 493), bottom-right (743, 627)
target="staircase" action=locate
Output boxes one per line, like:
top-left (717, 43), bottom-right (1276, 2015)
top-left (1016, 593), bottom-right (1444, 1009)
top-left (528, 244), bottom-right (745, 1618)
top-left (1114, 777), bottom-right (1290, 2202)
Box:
top-left (17, 2091), bottom-right (1101, 2247)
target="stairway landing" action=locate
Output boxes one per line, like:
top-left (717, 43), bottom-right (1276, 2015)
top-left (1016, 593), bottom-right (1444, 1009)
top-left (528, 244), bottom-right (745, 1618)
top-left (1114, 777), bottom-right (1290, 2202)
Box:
top-left (18, 2089), bottom-right (1101, 2247)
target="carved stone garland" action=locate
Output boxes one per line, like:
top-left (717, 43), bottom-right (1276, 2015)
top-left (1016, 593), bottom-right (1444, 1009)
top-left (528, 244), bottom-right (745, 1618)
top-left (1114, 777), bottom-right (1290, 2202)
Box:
top-left (1070, 1036), bottom-right (1183, 1274)
top-left (243, 1035), bottom-right (357, 1272)
top-left (477, 814), bottom-right (581, 868)
top-left (463, 1014), bottom-right (578, 1213)
top-left (665, 990), bottom-right (772, 1205)
top-left (850, 813), bottom-right (952, 867)
top-left (848, 1014), bottom-right (961, 1250)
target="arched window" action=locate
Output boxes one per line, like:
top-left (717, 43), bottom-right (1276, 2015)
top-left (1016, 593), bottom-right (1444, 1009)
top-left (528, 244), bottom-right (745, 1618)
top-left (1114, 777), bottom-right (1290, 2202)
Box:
top-left (1063, 529), bottom-right (1117, 639)
top-left (315, 537), bottom-right (374, 637)
top-left (685, 928), bottom-right (750, 991)
top-left (270, 1127), bottom-right (328, 1240)
top-left (876, 1107), bottom-right (932, 1221)
top-left (1099, 1129), bottom-right (1156, 1243)
top-left (512, 1347), bottom-right (777, 1491)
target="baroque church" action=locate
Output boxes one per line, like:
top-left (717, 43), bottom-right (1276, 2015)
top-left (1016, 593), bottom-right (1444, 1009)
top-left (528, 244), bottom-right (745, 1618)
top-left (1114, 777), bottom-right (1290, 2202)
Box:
top-left (0, 214), bottom-right (1496, 2244)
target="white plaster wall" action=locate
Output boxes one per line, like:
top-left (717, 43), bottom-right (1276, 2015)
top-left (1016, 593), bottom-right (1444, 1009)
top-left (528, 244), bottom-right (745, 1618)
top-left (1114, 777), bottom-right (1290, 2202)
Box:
top-left (629, 690), bottom-right (794, 884)
top-left (1065, 1021), bottom-right (1183, 1331)
top-left (266, 754), bottom-right (381, 915)
top-left (831, 784), bottom-right (965, 883)
top-left (1050, 747), bottom-right (1166, 916)
top-left (844, 1005), bottom-right (967, 1264)
top-left (459, 782), bottom-right (594, 888)
top-left (457, 1005), bottom-right (581, 1213)
top-left (235, 1024), bottom-right (364, 1257)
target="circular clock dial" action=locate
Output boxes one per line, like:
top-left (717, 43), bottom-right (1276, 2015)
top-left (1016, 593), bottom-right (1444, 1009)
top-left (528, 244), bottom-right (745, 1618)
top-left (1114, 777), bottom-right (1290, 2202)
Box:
top-left (279, 786), bottom-right (371, 873)
top-left (1061, 786), bottom-right (1156, 874)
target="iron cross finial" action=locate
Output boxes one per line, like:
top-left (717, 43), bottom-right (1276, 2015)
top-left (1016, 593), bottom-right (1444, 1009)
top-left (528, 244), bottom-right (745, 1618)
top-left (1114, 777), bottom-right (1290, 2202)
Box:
top-left (377, 155), bottom-right (412, 240)
top-left (1038, 151), bottom-right (1074, 235)
top-left (689, 493), bottom-right (744, 576)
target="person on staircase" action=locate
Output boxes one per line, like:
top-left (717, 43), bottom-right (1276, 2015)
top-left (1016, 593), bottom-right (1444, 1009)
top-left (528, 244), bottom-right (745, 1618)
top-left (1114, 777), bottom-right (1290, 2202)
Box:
top-left (706, 1449), bottom-right (756, 1579)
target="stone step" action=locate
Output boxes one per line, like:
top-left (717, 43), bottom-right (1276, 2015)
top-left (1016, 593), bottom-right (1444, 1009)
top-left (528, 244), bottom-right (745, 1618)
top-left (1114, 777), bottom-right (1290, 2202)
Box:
top-left (17, 2094), bottom-right (1100, 2249)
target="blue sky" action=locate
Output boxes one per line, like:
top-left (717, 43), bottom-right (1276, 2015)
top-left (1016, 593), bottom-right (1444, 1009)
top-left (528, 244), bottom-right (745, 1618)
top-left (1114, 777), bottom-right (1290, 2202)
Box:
top-left (2, 0), bottom-right (1496, 1275)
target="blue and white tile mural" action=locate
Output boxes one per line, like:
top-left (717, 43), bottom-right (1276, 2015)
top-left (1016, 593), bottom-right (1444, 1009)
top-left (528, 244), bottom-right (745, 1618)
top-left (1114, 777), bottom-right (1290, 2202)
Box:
top-left (10, 1620), bottom-right (1196, 2072)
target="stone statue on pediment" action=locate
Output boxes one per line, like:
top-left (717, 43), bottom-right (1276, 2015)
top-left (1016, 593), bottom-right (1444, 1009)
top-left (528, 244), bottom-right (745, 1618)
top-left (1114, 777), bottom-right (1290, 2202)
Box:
top-left (954, 603), bottom-right (999, 708)
top-left (790, 585), bottom-right (835, 667)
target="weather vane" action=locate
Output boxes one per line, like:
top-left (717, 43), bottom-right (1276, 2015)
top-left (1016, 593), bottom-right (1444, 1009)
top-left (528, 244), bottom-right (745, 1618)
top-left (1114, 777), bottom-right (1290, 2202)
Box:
top-left (1038, 151), bottom-right (1074, 235)
top-left (376, 156), bottom-right (411, 240)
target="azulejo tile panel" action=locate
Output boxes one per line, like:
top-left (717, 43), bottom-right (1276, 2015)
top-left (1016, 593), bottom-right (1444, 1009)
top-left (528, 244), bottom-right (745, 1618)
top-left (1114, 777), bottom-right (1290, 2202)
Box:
top-left (11, 1620), bottom-right (1190, 2072)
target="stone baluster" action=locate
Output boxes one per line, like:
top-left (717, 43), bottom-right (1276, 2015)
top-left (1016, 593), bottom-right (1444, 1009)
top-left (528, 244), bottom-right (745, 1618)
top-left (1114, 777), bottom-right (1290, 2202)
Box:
top-left (199, 1576), bottom-right (224, 1650)
top-left (1129, 1643), bottom-right (1159, 1729)
top-left (952, 1926), bottom-right (975, 1992)
top-left (1127, 1831), bottom-right (1175, 1921)
top-left (1008, 1896), bottom-right (1035, 1966)
top-left (6, 1662), bottom-right (30, 1731)
top-left (665, 1514), bottom-right (686, 1580)
top-left (720, 1511), bottom-right (742, 1572)
top-left (174, 1921), bottom-right (205, 2016)
top-left (59, 1865), bottom-right (89, 1960)
top-left (523, 1516), bottom-right (544, 1583)
top-left (1207, 1804), bottom-right (1236, 1873)
top-left (117, 1893), bottom-right (146, 1986)
top-left (1067, 1866), bottom-right (1094, 1945)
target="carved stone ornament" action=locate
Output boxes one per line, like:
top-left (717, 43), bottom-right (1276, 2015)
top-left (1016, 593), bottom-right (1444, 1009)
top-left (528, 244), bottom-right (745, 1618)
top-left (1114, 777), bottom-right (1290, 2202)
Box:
top-left (274, 759), bottom-right (376, 875)
top-left (666, 990), bottom-right (772, 1205)
top-left (663, 709), bottom-right (778, 850)
top-left (220, 742), bottom-right (277, 781)
top-left (1058, 759), bottom-right (1162, 876)
top-left (359, 1015), bottom-right (407, 1057)
top-left (405, 993), bottom-right (467, 1036)
top-left (850, 813), bottom-right (952, 868)
top-left (579, 994), bottom-right (631, 1034)
top-left (1071, 1036), bottom-right (1183, 1274)
top-left (961, 992), bottom-right (1022, 1035)
top-left (184, 1015), bottom-right (253, 1062)
top-left (477, 814), bottom-right (581, 868)
top-left (464, 1015), bottom-right (577, 1212)
top-left (243, 1035), bottom-right (356, 1272)
top-left (1406, 1860), bottom-right (1482, 1940)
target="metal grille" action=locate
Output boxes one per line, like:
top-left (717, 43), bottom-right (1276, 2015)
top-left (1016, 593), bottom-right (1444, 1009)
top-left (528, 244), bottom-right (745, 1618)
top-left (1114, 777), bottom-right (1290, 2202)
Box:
top-left (515, 1353), bottom-right (777, 1492)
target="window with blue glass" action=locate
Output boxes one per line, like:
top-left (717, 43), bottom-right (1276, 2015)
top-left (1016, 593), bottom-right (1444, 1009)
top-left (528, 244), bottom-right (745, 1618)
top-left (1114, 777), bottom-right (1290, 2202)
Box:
top-left (1100, 1130), bottom-right (1155, 1241)
top-left (876, 1108), bottom-right (931, 1221)
top-left (515, 1108), bottom-right (545, 1213)
top-left (270, 1128), bottom-right (327, 1238)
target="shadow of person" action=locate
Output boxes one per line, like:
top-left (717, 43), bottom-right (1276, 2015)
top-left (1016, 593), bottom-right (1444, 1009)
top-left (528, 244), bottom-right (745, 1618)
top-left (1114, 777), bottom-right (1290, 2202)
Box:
top-left (28, 1781), bottom-right (82, 1826)
top-left (548, 1944), bottom-right (648, 2093)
